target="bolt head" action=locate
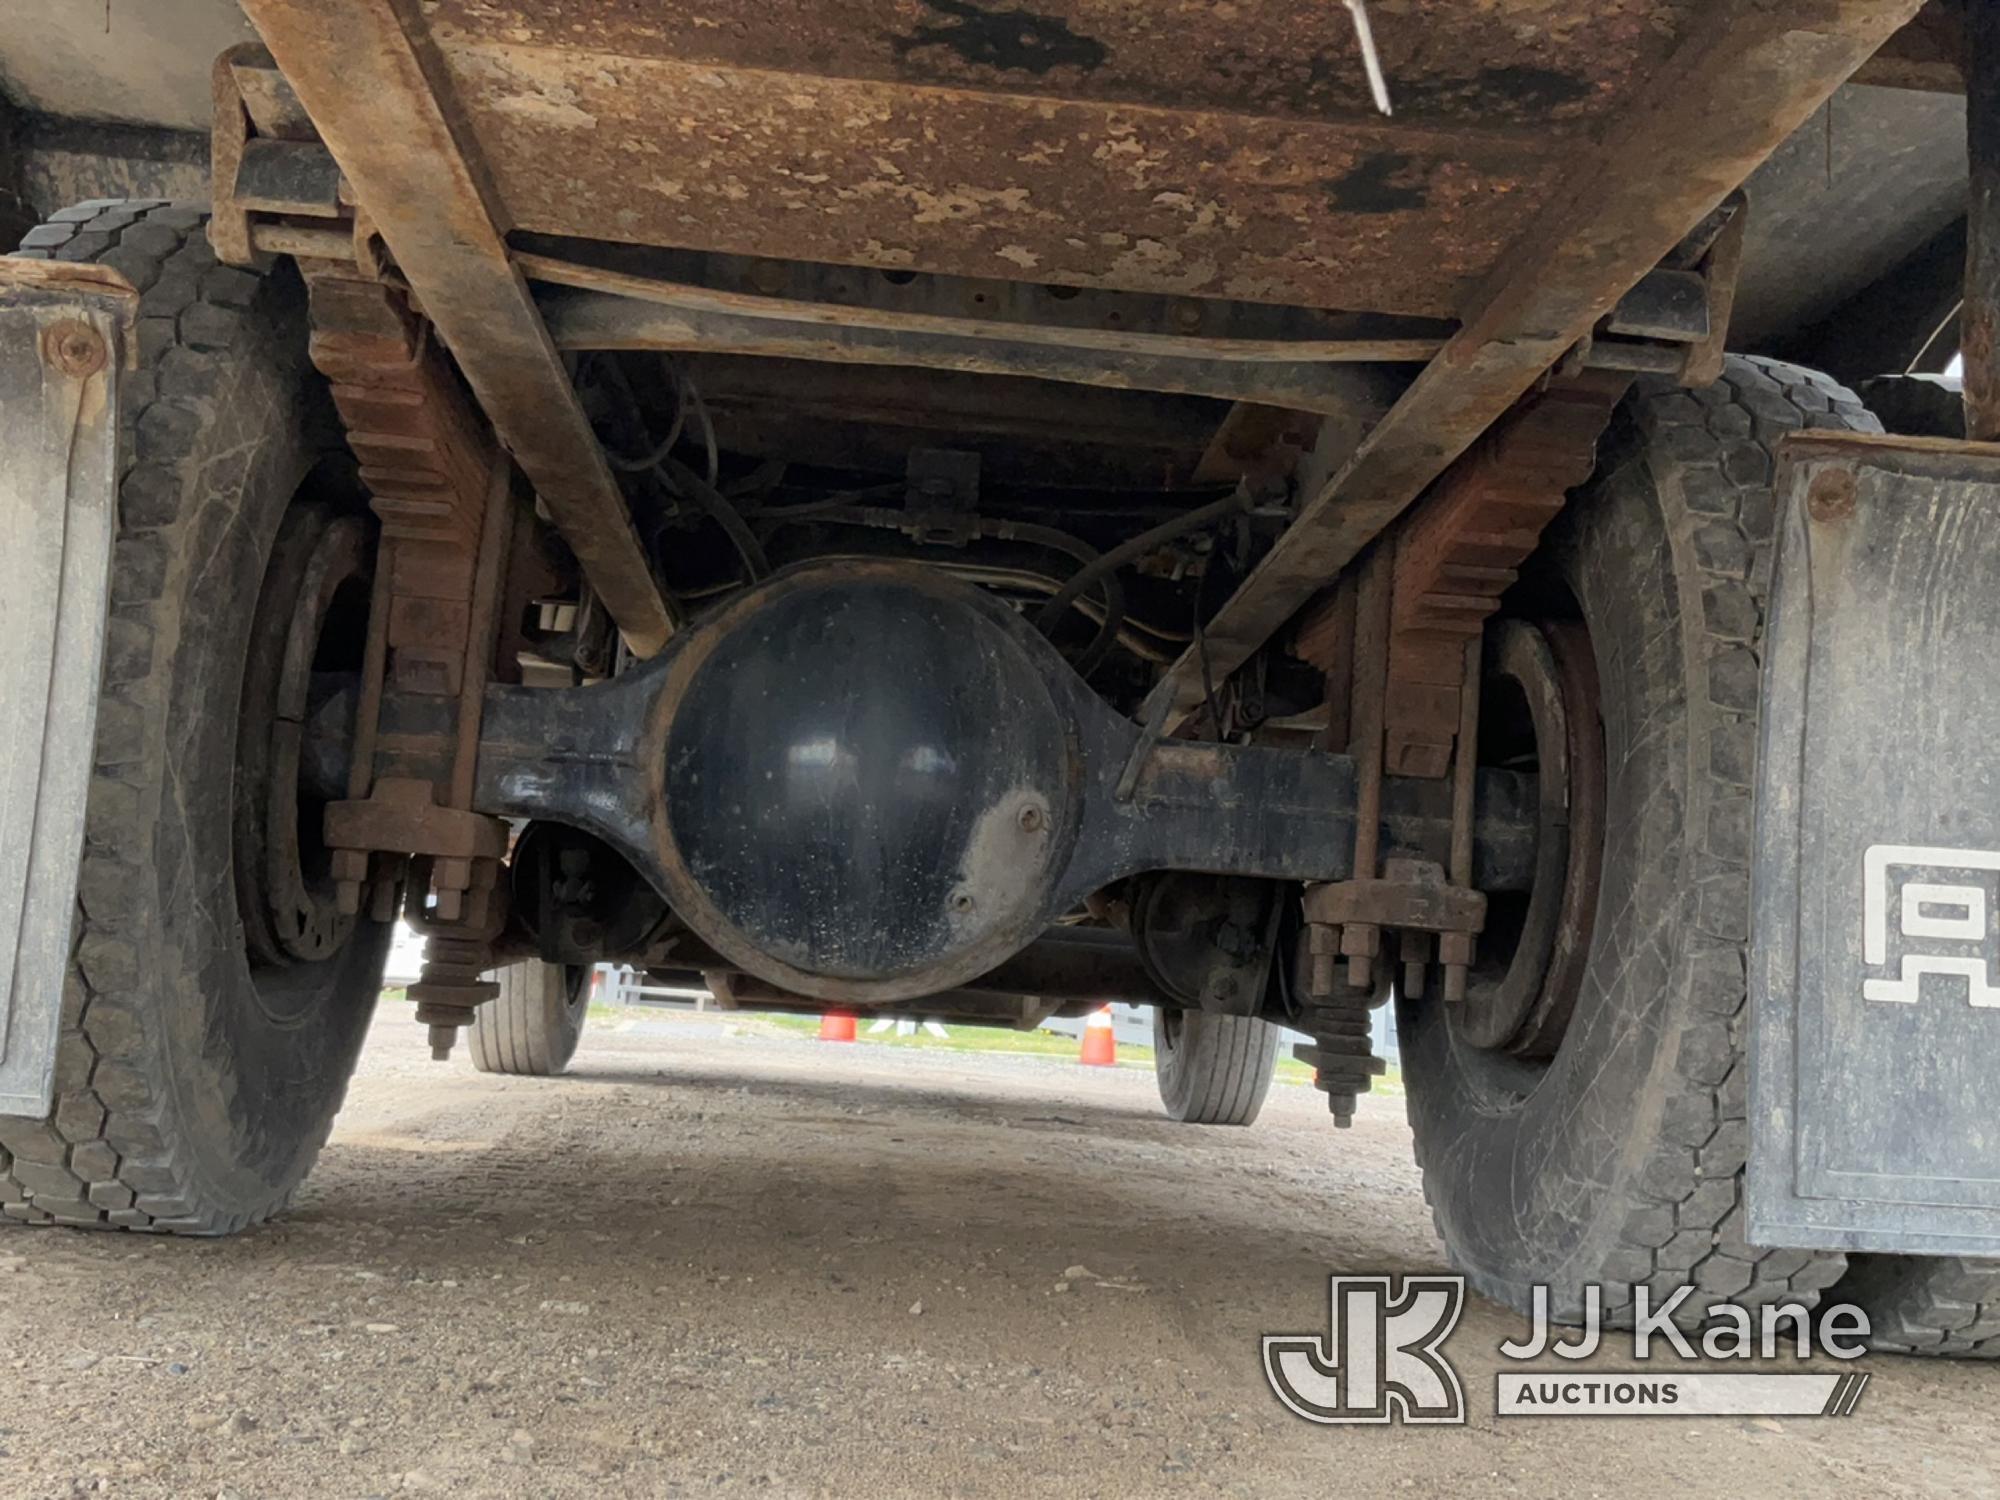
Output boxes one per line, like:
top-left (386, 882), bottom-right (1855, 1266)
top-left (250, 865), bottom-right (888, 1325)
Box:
top-left (41, 320), bottom-right (107, 379)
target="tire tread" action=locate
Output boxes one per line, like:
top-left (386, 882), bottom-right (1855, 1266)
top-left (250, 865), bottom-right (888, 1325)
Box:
top-left (1153, 1009), bottom-right (1280, 1127)
top-left (2, 201), bottom-right (370, 1236)
top-left (1408, 355), bottom-right (1880, 1324)
top-left (469, 964), bottom-right (586, 1077)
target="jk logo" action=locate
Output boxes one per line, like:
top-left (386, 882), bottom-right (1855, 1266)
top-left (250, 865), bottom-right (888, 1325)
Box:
top-left (1262, 1275), bottom-right (1467, 1425)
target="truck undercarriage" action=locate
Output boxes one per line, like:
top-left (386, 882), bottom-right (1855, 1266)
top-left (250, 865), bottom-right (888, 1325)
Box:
top-left (5, 0), bottom-right (2000, 1358)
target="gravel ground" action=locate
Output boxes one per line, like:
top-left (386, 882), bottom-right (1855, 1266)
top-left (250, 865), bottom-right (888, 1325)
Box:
top-left (0, 1010), bottom-right (1994, 1498)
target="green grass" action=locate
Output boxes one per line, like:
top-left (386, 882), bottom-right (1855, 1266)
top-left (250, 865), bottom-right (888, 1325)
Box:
top-left (753, 1011), bottom-right (1159, 1069)
top-left (398, 985), bottom-right (1401, 1096)
top-left (603, 1004), bottom-right (1401, 1093)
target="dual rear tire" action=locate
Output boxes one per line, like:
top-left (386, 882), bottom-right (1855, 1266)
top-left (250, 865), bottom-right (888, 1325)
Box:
top-left (1, 203), bottom-right (592, 1235)
top-left (1405, 358), bottom-right (2000, 1358)
top-left (1402, 357), bottom-right (1873, 1326)
top-left (2, 201), bottom-right (389, 1234)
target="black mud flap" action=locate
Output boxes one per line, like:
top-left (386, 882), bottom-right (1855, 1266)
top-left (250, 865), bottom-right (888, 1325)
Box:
top-left (1752, 431), bottom-right (2000, 1254)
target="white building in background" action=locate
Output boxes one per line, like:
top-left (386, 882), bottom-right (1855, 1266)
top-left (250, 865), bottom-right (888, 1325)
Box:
top-left (382, 922), bottom-right (426, 987)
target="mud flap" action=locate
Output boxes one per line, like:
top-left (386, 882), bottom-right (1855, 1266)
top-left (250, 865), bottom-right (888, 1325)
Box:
top-left (1752, 430), bottom-right (2000, 1253)
top-left (0, 260), bottom-right (134, 1118)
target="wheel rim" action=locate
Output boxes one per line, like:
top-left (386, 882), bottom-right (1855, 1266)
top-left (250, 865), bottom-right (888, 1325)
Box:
top-left (1453, 618), bottom-right (1605, 1061)
top-left (234, 504), bottom-right (372, 976)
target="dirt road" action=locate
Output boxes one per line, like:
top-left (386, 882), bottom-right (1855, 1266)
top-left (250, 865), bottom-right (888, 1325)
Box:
top-left (1, 1012), bottom-right (1994, 1498)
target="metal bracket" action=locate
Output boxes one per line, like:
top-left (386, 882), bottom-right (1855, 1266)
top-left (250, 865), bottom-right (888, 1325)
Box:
top-left (1300, 865), bottom-right (1488, 936)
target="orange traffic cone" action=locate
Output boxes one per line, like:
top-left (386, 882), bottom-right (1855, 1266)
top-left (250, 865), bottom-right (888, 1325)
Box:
top-left (1079, 1005), bottom-right (1117, 1067)
top-left (818, 1010), bottom-right (857, 1043)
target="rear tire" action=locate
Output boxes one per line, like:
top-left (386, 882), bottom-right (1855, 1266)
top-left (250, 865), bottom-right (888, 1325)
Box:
top-left (1829, 1257), bottom-right (2000, 1358)
top-left (469, 963), bottom-right (590, 1077)
top-left (1401, 357), bottom-right (1876, 1325)
top-left (0, 200), bottom-right (390, 1235)
top-left (1152, 1008), bottom-right (1279, 1126)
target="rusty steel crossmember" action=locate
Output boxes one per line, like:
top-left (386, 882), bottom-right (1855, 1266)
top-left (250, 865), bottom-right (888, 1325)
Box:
top-left (1143, 0), bottom-right (1929, 728)
top-left (232, 0), bottom-right (676, 658)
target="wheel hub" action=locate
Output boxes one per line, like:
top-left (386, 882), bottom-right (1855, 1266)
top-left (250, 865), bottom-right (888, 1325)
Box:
top-left (235, 505), bottom-right (371, 968)
top-left (1456, 618), bottom-right (1604, 1058)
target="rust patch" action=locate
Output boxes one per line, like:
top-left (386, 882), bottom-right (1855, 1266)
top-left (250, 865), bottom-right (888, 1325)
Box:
top-left (446, 44), bottom-right (1560, 313)
top-left (1140, 0), bottom-right (1927, 728)
top-left (305, 274), bottom-right (496, 697)
top-left (891, 0), bottom-right (1109, 78)
top-left (241, 0), bottom-right (678, 657)
top-left (1326, 153), bottom-right (1429, 215)
top-left (40, 319), bottom-right (107, 378)
top-left (411, 1), bottom-right (1693, 309)
top-left (1807, 468), bottom-right (1859, 523)
top-left (427, 1), bottom-right (1695, 128)
top-left (430, 1), bottom-right (1696, 128)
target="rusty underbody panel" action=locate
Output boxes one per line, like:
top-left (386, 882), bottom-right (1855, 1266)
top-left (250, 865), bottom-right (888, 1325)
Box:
top-left (348, 0), bottom-right (1701, 317)
top-left (204, 0), bottom-right (1933, 887)
top-left (222, 2), bottom-right (1949, 325)
top-left (219, 2), bottom-right (1930, 670)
